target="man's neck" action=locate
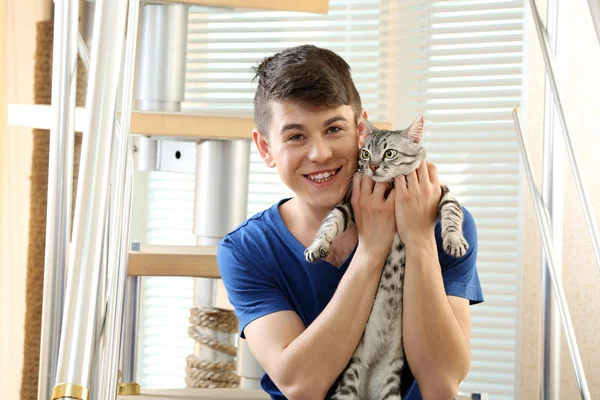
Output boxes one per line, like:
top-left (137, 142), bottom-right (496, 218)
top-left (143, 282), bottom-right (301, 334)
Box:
top-left (280, 196), bottom-right (331, 234)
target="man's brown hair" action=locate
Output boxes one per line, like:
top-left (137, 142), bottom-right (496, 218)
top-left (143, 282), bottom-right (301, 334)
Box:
top-left (252, 45), bottom-right (363, 136)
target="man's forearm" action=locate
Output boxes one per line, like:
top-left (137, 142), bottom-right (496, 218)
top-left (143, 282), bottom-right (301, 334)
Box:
top-left (403, 236), bottom-right (471, 399)
top-left (279, 247), bottom-right (385, 399)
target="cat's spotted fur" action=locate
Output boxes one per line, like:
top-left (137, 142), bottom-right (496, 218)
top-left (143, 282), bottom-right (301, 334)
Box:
top-left (304, 115), bottom-right (468, 400)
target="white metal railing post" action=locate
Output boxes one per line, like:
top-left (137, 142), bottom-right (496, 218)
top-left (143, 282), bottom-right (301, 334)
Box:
top-left (512, 109), bottom-right (591, 400)
top-left (37, 0), bottom-right (79, 398)
top-left (539, 0), bottom-right (565, 398)
top-left (51, 0), bottom-right (129, 397)
top-left (528, 0), bottom-right (600, 273)
top-left (587, 0), bottom-right (600, 46)
top-left (96, 0), bottom-right (141, 394)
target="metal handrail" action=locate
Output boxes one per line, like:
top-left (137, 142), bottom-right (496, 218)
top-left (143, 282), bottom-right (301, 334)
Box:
top-left (587, 0), bottom-right (600, 46)
top-left (512, 109), bottom-right (591, 400)
top-left (37, 0), bottom-right (79, 398)
top-left (528, 0), bottom-right (600, 273)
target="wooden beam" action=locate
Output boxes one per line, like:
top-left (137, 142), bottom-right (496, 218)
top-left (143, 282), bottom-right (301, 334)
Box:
top-left (155, 0), bottom-right (329, 14)
top-left (117, 388), bottom-right (269, 399)
top-left (129, 110), bottom-right (255, 140)
top-left (128, 245), bottom-right (220, 278)
top-left (8, 104), bottom-right (393, 140)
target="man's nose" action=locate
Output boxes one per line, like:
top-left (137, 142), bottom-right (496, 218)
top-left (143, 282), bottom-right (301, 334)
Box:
top-left (308, 138), bottom-right (333, 162)
top-left (369, 164), bottom-right (379, 172)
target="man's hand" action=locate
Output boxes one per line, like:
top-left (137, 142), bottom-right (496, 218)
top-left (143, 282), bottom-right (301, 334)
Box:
top-left (351, 173), bottom-right (396, 263)
top-left (394, 161), bottom-right (441, 247)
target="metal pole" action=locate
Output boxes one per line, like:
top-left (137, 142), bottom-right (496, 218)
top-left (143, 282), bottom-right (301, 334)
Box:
top-left (133, 3), bottom-right (190, 172)
top-left (38, 0), bottom-right (79, 398)
top-left (96, 0), bottom-right (141, 394)
top-left (193, 140), bottom-right (257, 387)
top-left (528, 0), bottom-right (600, 273)
top-left (129, 2), bottom-right (190, 386)
top-left (512, 109), bottom-right (591, 400)
top-left (52, 0), bottom-right (129, 396)
top-left (587, 0), bottom-right (600, 46)
top-left (540, 0), bottom-right (565, 398)
top-left (119, 274), bottom-right (141, 389)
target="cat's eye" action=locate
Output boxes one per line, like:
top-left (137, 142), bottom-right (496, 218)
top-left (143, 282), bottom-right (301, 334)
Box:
top-left (360, 149), bottom-right (371, 160)
top-left (384, 149), bottom-right (398, 159)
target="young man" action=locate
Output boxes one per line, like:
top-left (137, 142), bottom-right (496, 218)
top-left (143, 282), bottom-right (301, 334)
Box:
top-left (217, 45), bottom-right (484, 400)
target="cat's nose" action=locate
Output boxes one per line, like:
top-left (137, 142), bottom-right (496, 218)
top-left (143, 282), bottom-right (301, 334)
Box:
top-left (369, 164), bottom-right (379, 172)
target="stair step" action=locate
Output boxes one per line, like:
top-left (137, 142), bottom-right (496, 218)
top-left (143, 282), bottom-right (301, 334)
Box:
top-left (8, 104), bottom-right (392, 140)
top-left (128, 244), bottom-right (220, 278)
top-left (117, 388), bottom-right (269, 399)
top-left (153, 0), bottom-right (328, 14)
top-left (115, 388), bottom-right (474, 399)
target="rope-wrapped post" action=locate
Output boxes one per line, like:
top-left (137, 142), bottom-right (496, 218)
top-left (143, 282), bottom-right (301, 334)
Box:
top-left (186, 307), bottom-right (240, 388)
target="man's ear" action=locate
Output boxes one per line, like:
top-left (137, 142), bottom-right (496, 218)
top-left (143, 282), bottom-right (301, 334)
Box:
top-left (253, 129), bottom-right (276, 168)
top-left (357, 109), bottom-right (372, 148)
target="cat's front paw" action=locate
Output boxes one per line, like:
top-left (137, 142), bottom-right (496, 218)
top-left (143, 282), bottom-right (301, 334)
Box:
top-left (443, 232), bottom-right (469, 258)
top-left (304, 237), bottom-right (331, 263)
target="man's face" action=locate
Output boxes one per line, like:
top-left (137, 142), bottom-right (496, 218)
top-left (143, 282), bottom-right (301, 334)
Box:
top-left (254, 101), bottom-right (366, 210)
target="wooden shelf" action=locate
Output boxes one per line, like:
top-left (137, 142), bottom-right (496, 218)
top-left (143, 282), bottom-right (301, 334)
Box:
top-left (152, 0), bottom-right (329, 14)
top-left (117, 388), bottom-right (269, 399)
top-left (8, 104), bottom-right (392, 140)
top-left (116, 388), bottom-right (473, 400)
top-left (128, 244), bottom-right (220, 278)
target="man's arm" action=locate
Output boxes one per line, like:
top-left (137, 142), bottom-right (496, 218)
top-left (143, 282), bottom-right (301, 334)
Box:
top-left (243, 175), bottom-right (397, 400)
top-left (403, 238), bottom-right (472, 400)
top-left (393, 161), bottom-right (473, 400)
top-left (244, 247), bottom-right (386, 400)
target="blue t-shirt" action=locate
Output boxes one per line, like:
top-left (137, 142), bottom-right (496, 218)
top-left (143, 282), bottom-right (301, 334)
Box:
top-left (217, 198), bottom-right (484, 400)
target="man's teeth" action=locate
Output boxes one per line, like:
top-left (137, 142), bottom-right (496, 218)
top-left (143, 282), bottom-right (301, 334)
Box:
top-left (307, 169), bottom-right (338, 182)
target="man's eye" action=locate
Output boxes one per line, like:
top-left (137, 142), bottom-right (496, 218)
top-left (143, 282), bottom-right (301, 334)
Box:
top-left (327, 127), bottom-right (342, 134)
top-left (361, 149), bottom-right (371, 160)
top-left (289, 134), bottom-right (304, 141)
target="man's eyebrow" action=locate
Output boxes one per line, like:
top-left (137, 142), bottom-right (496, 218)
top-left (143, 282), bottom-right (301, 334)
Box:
top-left (324, 115), bottom-right (349, 126)
top-left (280, 123), bottom-right (305, 135)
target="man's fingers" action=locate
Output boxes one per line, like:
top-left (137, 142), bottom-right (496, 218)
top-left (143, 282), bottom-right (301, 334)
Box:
top-left (351, 173), bottom-right (361, 202)
top-left (427, 162), bottom-right (439, 185)
top-left (394, 176), bottom-right (407, 195)
top-left (361, 174), bottom-right (375, 196)
top-left (405, 169), bottom-right (418, 191)
top-left (416, 161), bottom-right (429, 187)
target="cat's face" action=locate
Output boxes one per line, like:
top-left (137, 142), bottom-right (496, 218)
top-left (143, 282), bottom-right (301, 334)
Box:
top-left (357, 116), bottom-right (426, 182)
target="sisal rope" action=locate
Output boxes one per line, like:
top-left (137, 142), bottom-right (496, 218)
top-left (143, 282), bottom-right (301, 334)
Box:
top-left (20, 20), bottom-right (86, 400)
top-left (186, 307), bottom-right (240, 389)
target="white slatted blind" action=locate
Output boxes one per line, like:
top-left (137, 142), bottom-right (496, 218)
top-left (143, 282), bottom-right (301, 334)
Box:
top-left (137, 171), bottom-right (196, 388)
top-left (138, 1), bottom-right (524, 397)
top-left (394, 1), bottom-right (523, 399)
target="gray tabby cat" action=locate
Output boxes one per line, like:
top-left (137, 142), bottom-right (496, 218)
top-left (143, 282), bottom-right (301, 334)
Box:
top-left (304, 115), bottom-right (469, 400)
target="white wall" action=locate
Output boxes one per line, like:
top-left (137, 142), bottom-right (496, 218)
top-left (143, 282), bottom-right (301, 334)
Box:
top-left (520, 0), bottom-right (600, 398)
top-left (0, 0), bottom-right (51, 398)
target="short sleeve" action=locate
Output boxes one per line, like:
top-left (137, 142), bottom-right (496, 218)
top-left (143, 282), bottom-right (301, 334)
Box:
top-left (217, 236), bottom-right (295, 338)
top-left (436, 207), bottom-right (484, 305)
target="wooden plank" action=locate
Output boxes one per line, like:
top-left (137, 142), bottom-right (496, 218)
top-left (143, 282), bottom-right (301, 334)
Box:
top-left (118, 388), bottom-right (269, 399)
top-left (129, 110), bottom-right (254, 140)
top-left (155, 0), bottom-right (329, 14)
top-left (117, 388), bottom-right (472, 399)
top-left (8, 104), bottom-right (393, 140)
top-left (128, 244), bottom-right (220, 278)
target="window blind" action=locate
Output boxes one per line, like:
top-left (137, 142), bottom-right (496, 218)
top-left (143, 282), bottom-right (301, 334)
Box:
top-left (137, 1), bottom-right (524, 397)
top-left (392, 1), bottom-right (524, 399)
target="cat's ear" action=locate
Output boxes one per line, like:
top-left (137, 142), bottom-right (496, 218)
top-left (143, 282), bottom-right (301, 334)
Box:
top-left (405, 114), bottom-right (424, 143)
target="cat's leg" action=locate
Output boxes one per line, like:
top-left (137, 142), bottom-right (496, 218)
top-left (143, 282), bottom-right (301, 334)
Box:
top-left (438, 185), bottom-right (469, 258)
top-left (327, 342), bottom-right (368, 400)
top-left (305, 202), bottom-right (354, 262)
